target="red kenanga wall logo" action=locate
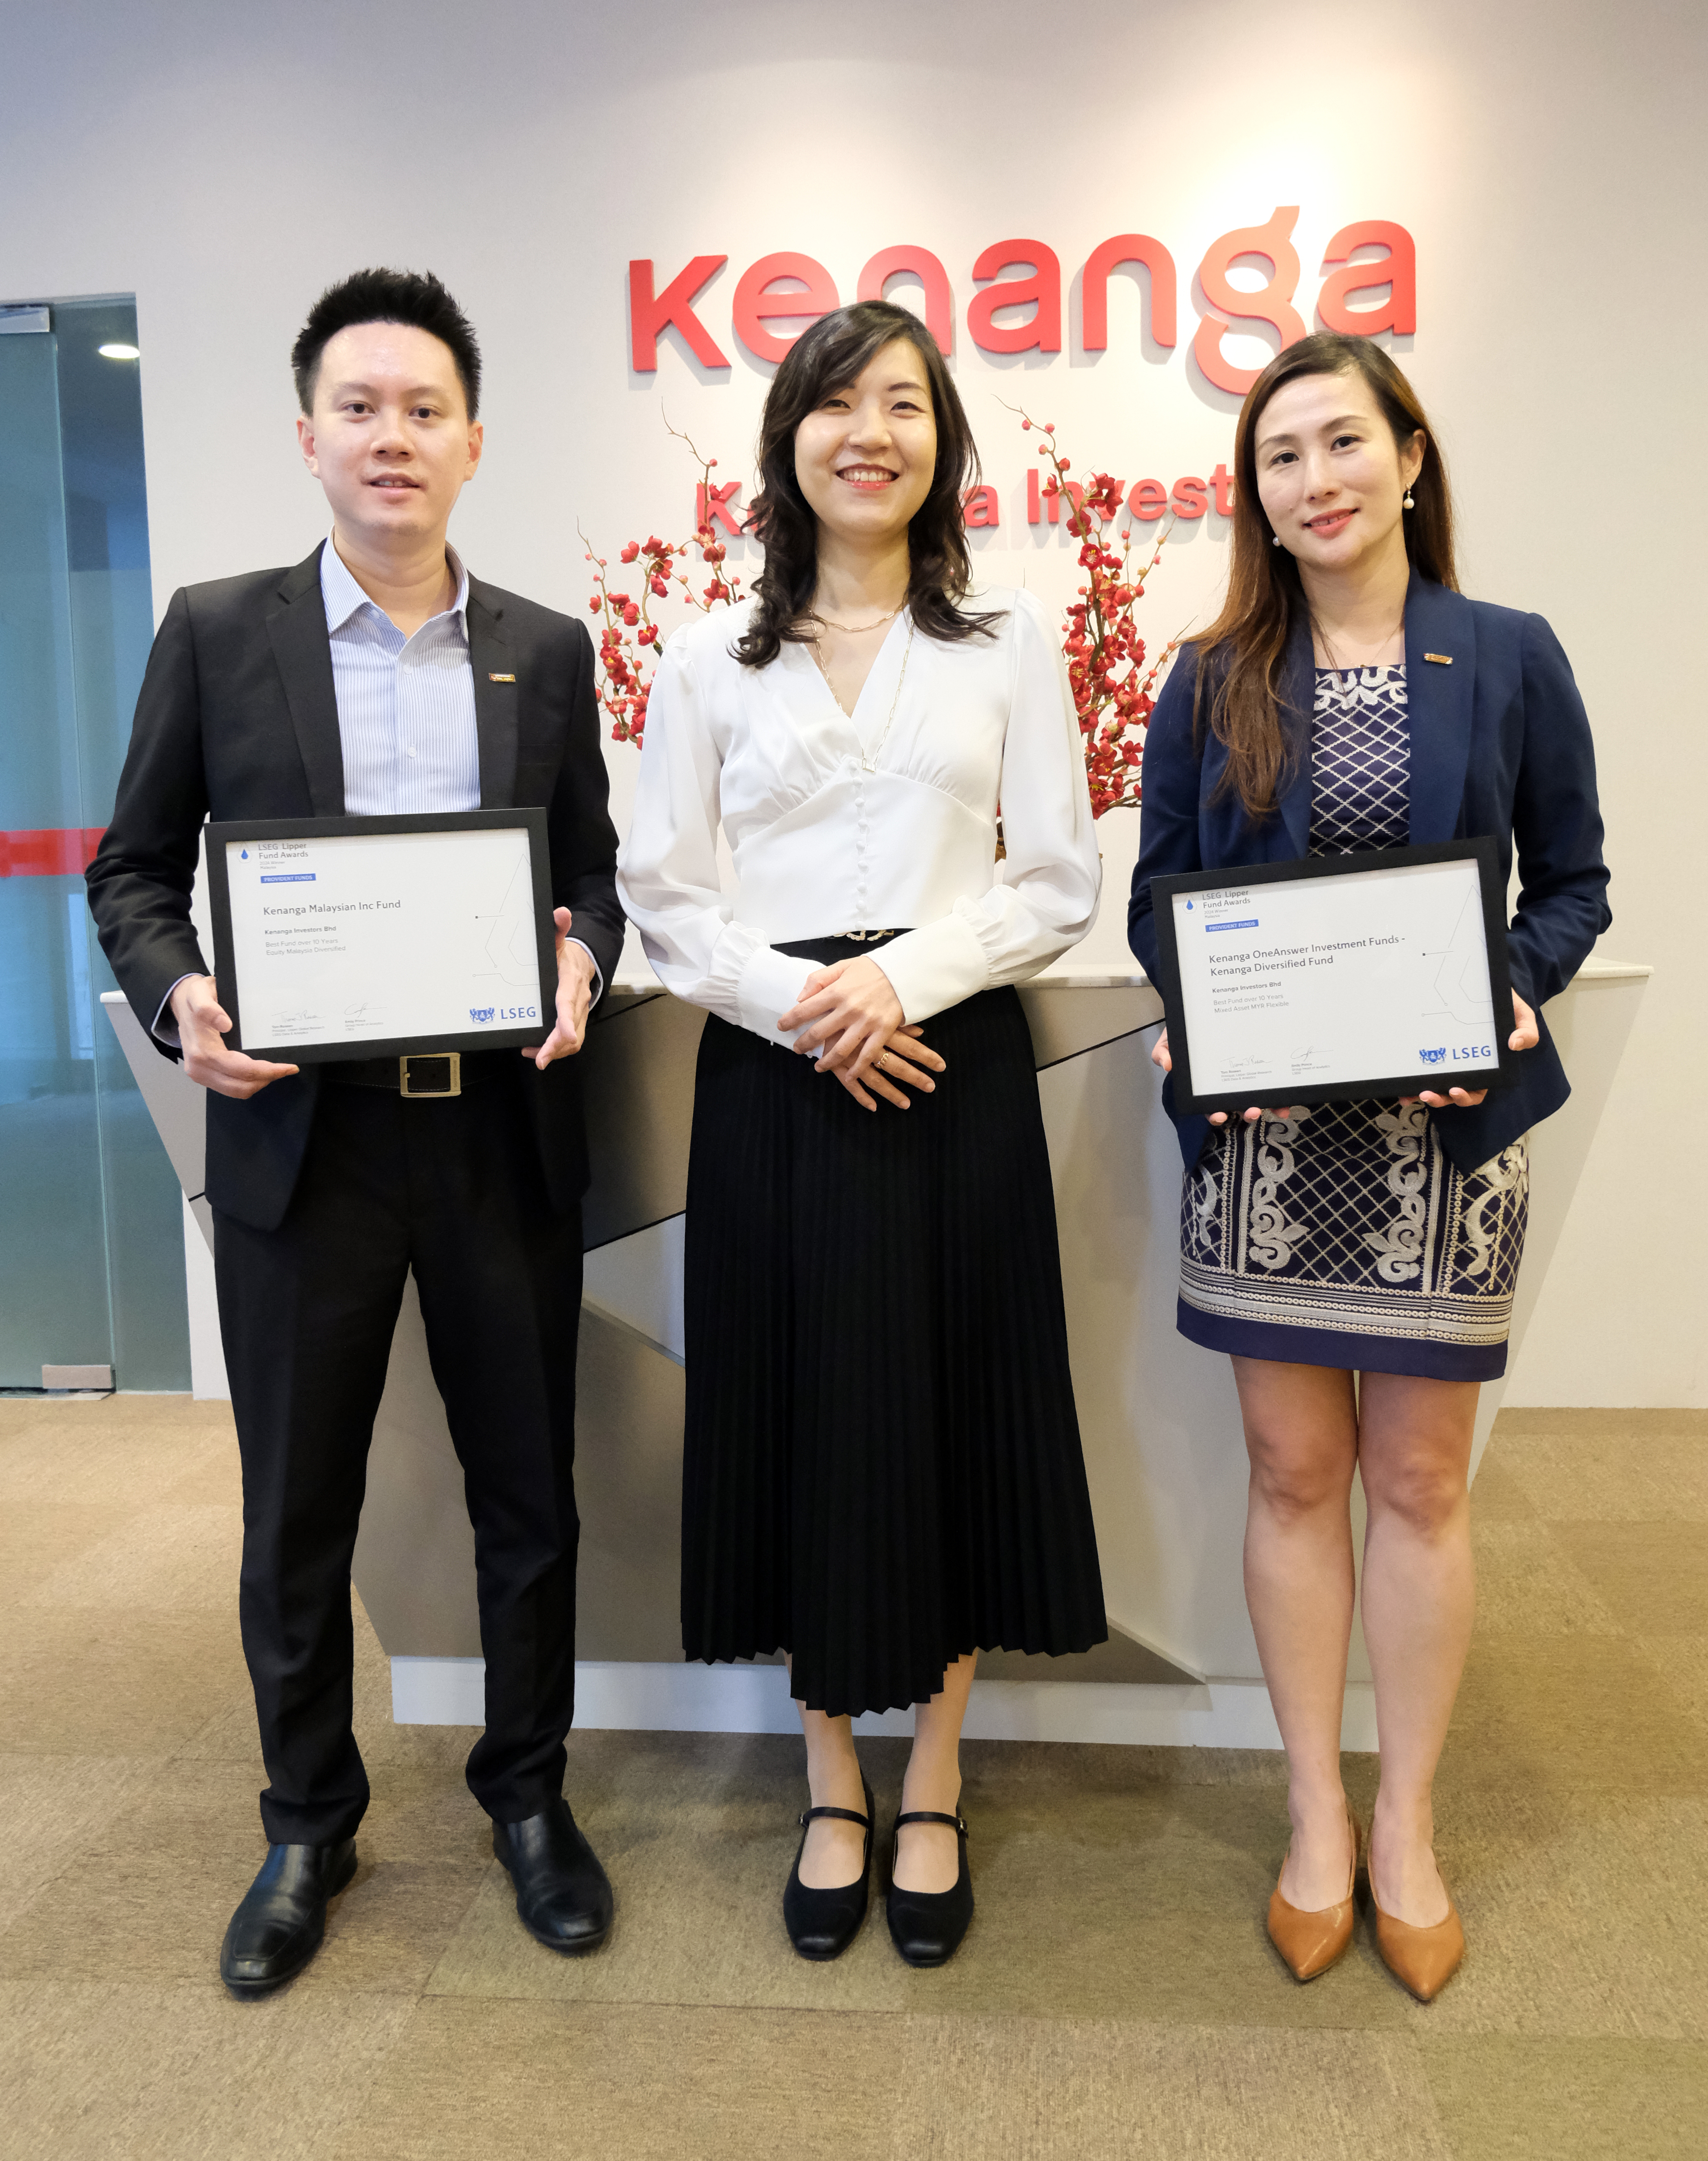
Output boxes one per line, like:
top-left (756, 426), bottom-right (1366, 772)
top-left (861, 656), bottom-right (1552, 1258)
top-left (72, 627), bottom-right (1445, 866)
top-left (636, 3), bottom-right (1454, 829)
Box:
top-left (629, 208), bottom-right (1415, 396)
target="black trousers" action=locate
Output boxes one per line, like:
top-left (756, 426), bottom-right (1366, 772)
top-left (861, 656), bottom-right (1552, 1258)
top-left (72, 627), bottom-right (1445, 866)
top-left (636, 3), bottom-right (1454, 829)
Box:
top-left (214, 1073), bottom-right (583, 1846)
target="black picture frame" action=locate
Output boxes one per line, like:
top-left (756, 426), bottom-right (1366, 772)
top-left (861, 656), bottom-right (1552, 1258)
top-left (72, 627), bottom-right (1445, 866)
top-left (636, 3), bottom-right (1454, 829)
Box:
top-left (206, 809), bottom-right (557, 1064)
top-left (1149, 837), bottom-right (1519, 1116)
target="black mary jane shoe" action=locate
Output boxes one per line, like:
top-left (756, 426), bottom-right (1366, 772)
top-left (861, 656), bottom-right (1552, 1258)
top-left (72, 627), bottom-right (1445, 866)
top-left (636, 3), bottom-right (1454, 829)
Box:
top-left (493, 1797), bottom-right (614, 1954)
top-left (886, 1809), bottom-right (973, 1968)
top-left (783, 1776), bottom-right (876, 1961)
top-left (219, 1837), bottom-right (358, 1997)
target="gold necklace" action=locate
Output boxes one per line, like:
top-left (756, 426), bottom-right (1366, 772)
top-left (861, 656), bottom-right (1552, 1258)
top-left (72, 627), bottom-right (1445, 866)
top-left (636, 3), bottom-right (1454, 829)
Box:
top-left (810, 603), bottom-right (903, 635)
top-left (811, 618), bottom-right (915, 766)
top-left (1315, 612), bottom-right (1405, 672)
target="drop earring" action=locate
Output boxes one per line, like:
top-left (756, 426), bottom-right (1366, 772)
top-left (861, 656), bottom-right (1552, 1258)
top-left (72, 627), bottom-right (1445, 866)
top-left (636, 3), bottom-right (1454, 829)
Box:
top-left (1270, 533), bottom-right (1281, 547)
top-left (1402, 482), bottom-right (1416, 509)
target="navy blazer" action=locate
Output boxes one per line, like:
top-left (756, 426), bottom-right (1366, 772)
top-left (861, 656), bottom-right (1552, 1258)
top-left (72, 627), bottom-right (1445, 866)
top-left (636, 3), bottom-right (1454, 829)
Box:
top-left (1127, 573), bottom-right (1610, 1177)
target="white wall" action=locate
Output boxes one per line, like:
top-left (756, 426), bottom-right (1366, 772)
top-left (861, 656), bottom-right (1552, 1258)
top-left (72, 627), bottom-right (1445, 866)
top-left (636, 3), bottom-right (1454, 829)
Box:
top-left (6, 0), bottom-right (1701, 1403)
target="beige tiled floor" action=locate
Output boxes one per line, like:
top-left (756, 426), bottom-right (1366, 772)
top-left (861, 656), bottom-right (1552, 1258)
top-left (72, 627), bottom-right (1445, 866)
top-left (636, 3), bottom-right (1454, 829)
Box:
top-left (1, 1397), bottom-right (1704, 2158)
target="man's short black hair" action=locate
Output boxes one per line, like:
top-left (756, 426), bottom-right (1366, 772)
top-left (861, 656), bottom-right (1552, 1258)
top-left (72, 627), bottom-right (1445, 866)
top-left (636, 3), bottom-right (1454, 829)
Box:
top-left (292, 268), bottom-right (482, 418)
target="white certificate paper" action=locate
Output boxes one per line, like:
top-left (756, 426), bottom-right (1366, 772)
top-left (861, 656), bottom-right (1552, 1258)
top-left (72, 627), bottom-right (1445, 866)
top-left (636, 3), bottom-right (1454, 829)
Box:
top-left (223, 824), bottom-right (547, 1055)
top-left (1170, 856), bottom-right (1501, 1098)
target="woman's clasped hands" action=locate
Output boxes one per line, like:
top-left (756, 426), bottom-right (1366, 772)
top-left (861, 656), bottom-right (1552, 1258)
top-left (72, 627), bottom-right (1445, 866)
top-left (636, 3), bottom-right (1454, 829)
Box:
top-left (778, 956), bottom-right (946, 1112)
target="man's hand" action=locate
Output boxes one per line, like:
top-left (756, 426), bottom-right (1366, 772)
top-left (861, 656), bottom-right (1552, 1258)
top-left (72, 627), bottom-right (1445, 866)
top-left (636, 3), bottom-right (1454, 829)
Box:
top-left (522, 907), bottom-right (596, 1068)
top-left (170, 975), bottom-right (299, 1099)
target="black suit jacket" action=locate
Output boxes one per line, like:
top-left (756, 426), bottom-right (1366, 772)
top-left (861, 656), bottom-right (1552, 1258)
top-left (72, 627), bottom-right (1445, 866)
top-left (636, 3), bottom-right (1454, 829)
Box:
top-left (87, 543), bottom-right (626, 1232)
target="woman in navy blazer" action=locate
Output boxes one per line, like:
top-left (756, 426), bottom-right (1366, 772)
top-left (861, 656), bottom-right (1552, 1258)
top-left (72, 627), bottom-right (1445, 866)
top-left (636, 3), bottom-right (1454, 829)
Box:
top-left (1128, 335), bottom-right (1608, 2000)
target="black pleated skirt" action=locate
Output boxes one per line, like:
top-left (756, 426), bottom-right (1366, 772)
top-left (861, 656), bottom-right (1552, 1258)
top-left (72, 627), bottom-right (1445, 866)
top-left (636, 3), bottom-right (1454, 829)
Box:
top-left (681, 935), bottom-right (1108, 1718)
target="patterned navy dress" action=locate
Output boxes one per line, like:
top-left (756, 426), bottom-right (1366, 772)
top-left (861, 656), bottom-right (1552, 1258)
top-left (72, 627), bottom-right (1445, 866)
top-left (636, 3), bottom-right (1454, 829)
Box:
top-left (1175, 665), bottom-right (1528, 1381)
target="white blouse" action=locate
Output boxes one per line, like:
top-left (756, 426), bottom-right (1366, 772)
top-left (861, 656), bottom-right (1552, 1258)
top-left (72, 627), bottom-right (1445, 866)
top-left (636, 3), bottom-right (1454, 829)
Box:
top-left (616, 586), bottom-right (1101, 1045)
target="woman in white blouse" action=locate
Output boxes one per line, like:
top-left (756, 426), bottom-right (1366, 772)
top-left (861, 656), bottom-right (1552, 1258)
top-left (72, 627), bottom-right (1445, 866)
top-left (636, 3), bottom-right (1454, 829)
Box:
top-left (618, 300), bottom-right (1106, 1968)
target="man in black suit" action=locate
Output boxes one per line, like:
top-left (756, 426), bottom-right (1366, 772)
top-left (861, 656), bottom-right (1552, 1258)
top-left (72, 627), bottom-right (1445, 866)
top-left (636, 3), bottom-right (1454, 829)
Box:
top-left (87, 269), bottom-right (626, 1994)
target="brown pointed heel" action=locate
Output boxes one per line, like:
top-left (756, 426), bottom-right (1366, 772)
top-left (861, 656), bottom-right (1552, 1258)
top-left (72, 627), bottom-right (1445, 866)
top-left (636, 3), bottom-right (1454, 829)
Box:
top-left (1370, 1879), bottom-right (1464, 2002)
top-left (1266, 1807), bottom-right (1360, 1981)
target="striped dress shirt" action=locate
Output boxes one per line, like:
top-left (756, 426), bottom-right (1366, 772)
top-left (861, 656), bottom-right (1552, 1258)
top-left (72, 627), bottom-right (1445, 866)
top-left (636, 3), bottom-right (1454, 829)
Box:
top-left (319, 538), bottom-right (599, 995)
top-left (321, 536), bottom-right (480, 814)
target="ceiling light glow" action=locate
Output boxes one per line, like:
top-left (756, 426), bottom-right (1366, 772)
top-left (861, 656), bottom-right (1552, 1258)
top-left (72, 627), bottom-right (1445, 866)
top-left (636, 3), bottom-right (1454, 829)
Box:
top-left (98, 342), bottom-right (141, 360)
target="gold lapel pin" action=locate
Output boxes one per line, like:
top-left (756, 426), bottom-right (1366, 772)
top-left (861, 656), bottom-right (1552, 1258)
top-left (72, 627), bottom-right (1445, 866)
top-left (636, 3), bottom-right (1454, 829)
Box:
top-left (1422, 653), bottom-right (1453, 665)
top-left (488, 672), bottom-right (517, 683)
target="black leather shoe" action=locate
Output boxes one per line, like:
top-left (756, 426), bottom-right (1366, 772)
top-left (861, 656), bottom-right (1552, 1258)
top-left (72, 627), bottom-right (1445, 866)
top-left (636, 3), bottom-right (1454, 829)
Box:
top-left (783, 1776), bottom-right (875, 1961)
top-left (493, 1798), bottom-right (613, 1954)
top-left (886, 1809), bottom-right (973, 1967)
top-left (219, 1838), bottom-right (358, 1997)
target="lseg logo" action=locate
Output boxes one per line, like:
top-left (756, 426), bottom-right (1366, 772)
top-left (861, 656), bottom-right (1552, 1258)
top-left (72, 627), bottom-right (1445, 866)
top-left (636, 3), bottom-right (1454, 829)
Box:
top-left (1419, 1046), bottom-right (1447, 1066)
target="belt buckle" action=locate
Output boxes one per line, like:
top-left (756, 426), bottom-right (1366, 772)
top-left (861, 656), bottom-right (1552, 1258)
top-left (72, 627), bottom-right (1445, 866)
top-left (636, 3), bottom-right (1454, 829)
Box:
top-left (398, 1052), bottom-right (461, 1098)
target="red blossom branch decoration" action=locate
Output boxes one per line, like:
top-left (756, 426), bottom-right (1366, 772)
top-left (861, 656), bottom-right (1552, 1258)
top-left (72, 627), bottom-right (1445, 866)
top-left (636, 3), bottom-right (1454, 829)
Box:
top-left (580, 420), bottom-right (744, 750)
top-left (1008, 407), bottom-right (1184, 817)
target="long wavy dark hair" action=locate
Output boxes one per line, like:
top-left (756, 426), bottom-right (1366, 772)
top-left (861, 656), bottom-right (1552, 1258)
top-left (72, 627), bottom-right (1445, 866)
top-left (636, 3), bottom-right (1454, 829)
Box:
top-left (1195, 332), bottom-right (1459, 822)
top-left (733, 300), bottom-right (998, 668)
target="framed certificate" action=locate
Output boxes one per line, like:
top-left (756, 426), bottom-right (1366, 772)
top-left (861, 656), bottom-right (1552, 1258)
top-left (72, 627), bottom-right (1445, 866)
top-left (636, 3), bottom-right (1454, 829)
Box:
top-left (1150, 838), bottom-right (1518, 1115)
top-left (206, 810), bottom-right (557, 1063)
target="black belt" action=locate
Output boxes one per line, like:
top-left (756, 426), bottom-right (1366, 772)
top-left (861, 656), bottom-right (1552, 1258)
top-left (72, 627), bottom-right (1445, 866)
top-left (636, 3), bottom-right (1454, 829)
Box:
top-left (322, 1050), bottom-right (511, 1098)
top-left (775, 928), bottom-right (908, 954)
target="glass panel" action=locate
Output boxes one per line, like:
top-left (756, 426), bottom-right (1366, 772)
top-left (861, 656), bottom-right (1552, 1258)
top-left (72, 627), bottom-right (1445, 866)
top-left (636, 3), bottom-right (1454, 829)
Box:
top-left (0, 322), bottom-right (109, 1383)
top-left (0, 298), bottom-right (189, 1389)
top-left (61, 299), bottom-right (191, 1391)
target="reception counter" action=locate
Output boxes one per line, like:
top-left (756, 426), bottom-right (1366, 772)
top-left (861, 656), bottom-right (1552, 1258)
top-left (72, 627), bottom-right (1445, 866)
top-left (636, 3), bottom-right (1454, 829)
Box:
top-left (103, 956), bottom-right (1649, 1749)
